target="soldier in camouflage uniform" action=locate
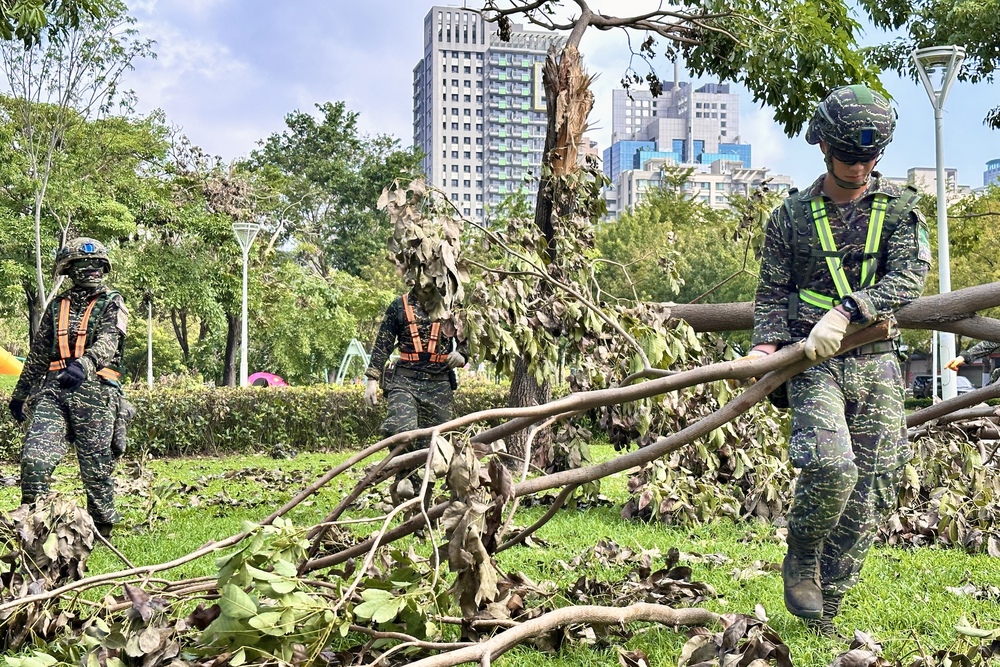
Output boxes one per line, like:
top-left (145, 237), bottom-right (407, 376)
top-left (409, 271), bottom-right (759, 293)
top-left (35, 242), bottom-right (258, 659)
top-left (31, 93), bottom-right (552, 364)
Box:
top-left (749, 85), bottom-right (931, 635)
top-left (364, 280), bottom-right (467, 503)
top-left (945, 341), bottom-right (1000, 383)
top-left (7, 238), bottom-right (129, 538)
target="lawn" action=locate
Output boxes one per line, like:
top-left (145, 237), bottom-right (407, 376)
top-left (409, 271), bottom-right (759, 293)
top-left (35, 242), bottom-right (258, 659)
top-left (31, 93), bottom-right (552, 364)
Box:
top-left (0, 444), bottom-right (998, 667)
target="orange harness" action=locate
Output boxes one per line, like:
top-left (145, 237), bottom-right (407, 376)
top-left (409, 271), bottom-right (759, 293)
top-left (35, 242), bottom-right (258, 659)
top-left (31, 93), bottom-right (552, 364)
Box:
top-left (47, 296), bottom-right (121, 381)
top-left (398, 294), bottom-right (449, 364)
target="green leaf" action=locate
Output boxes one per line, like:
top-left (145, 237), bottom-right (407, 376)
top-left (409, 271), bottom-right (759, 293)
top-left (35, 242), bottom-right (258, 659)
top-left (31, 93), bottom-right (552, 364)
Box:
top-left (219, 584), bottom-right (257, 619)
top-left (230, 648), bottom-right (247, 667)
top-left (41, 532), bottom-right (58, 560)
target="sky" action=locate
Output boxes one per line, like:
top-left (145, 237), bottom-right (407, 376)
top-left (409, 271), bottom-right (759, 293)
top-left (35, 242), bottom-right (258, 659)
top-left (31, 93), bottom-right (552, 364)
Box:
top-left (119, 0), bottom-right (1000, 191)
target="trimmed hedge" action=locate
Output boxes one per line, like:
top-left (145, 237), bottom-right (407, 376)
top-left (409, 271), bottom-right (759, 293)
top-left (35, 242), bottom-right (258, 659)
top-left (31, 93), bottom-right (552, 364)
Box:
top-left (0, 377), bottom-right (511, 461)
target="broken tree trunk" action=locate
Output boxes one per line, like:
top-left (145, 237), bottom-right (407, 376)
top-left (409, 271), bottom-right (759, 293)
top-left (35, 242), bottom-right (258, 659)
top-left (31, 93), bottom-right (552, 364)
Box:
top-left (666, 281), bottom-right (1000, 342)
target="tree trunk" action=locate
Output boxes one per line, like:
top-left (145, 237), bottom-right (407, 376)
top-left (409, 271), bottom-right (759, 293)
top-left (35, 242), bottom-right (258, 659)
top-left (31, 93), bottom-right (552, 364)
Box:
top-left (170, 308), bottom-right (190, 363)
top-left (23, 283), bottom-right (41, 344)
top-left (507, 46), bottom-right (593, 466)
top-left (506, 358), bottom-right (552, 469)
top-left (222, 311), bottom-right (239, 387)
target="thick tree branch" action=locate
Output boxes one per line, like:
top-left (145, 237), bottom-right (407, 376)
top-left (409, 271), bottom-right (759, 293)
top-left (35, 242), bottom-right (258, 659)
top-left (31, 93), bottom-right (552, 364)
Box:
top-left (403, 603), bottom-right (719, 667)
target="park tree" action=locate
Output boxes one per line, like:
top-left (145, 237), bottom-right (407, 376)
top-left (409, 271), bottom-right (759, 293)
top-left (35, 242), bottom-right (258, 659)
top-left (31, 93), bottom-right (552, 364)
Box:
top-left (0, 0), bottom-right (153, 337)
top-left (0, 0), bottom-right (106, 45)
top-left (249, 101), bottom-right (422, 278)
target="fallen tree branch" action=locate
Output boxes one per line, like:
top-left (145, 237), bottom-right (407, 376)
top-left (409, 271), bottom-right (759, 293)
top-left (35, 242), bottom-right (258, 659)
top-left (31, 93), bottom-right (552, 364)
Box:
top-left (306, 325), bottom-right (891, 571)
top-left (905, 380), bottom-right (1000, 429)
top-left (403, 603), bottom-right (720, 667)
top-left (665, 282), bottom-right (1000, 340)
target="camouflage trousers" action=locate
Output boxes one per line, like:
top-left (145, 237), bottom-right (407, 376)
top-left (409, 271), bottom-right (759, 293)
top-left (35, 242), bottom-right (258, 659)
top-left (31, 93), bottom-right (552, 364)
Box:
top-left (21, 375), bottom-right (121, 526)
top-left (786, 351), bottom-right (908, 596)
top-left (381, 373), bottom-right (453, 503)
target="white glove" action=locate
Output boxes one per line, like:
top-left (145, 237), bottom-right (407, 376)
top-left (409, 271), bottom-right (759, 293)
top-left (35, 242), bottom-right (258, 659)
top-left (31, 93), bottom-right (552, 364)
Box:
top-left (804, 309), bottom-right (850, 360)
top-left (446, 351), bottom-right (466, 369)
top-left (363, 379), bottom-right (379, 407)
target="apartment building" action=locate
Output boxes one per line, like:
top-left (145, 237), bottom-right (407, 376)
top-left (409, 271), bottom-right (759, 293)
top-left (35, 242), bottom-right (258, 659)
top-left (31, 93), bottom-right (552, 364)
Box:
top-left (412, 6), bottom-right (566, 220)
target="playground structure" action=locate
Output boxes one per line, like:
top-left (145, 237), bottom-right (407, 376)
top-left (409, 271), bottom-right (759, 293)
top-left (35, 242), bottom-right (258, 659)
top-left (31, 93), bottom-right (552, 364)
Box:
top-left (0, 348), bottom-right (22, 376)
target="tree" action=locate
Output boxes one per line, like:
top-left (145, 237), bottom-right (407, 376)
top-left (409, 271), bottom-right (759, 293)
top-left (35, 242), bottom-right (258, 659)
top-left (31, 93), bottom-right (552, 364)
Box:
top-left (865, 0), bottom-right (1000, 129)
top-left (249, 102), bottom-right (422, 278)
top-left (0, 0), bottom-right (153, 337)
top-left (0, 0), bottom-right (106, 45)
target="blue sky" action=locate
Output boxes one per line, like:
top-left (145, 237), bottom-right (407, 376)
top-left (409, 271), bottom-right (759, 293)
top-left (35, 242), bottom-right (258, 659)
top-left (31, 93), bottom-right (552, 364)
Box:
top-left (122, 0), bottom-right (999, 191)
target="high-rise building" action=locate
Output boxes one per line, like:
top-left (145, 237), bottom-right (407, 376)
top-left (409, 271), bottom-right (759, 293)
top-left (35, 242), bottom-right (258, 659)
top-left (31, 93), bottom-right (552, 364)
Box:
top-left (413, 6), bottom-right (566, 220)
top-left (985, 158), bottom-right (1000, 188)
top-left (601, 82), bottom-right (763, 216)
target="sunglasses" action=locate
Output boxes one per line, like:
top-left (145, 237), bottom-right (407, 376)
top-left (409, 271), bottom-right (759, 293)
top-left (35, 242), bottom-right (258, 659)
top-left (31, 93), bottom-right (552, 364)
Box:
top-left (828, 145), bottom-right (881, 166)
top-left (70, 258), bottom-right (105, 270)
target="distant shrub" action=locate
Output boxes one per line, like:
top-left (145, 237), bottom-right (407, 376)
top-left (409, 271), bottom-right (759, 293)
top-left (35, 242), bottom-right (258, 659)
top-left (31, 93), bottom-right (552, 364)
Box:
top-left (0, 377), bottom-right (511, 461)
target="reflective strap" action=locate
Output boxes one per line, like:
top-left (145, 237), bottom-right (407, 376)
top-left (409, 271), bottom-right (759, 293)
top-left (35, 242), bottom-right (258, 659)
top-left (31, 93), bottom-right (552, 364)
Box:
top-left (55, 298), bottom-right (72, 359)
top-left (798, 289), bottom-right (836, 310)
top-left (860, 194), bottom-right (888, 288)
top-left (73, 297), bottom-right (99, 358)
top-left (401, 294), bottom-right (424, 354)
top-left (96, 368), bottom-right (121, 380)
top-left (48, 359), bottom-right (67, 371)
top-left (428, 322), bottom-right (441, 355)
top-left (400, 352), bottom-right (420, 361)
top-left (809, 199), bottom-right (853, 299)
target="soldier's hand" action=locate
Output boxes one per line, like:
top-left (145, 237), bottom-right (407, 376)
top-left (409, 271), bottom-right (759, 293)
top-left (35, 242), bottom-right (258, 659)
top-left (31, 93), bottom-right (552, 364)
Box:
top-left (804, 309), bottom-right (850, 360)
top-left (8, 398), bottom-right (25, 424)
top-left (446, 351), bottom-right (466, 369)
top-left (56, 360), bottom-right (88, 390)
top-left (363, 379), bottom-right (379, 407)
top-left (944, 356), bottom-right (965, 372)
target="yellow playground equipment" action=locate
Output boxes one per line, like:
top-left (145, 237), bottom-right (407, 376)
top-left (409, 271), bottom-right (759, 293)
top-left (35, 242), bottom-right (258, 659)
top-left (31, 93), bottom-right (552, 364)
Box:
top-left (0, 347), bottom-right (23, 376)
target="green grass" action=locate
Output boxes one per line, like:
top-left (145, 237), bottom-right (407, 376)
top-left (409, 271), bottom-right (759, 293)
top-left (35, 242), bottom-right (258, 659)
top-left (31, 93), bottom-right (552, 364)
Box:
top-left (1, 445), bottom-right (998, 667)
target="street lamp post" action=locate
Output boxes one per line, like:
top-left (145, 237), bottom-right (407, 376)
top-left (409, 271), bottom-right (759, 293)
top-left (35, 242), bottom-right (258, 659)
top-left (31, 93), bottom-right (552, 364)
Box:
top-left (912, 44), bottom-right (965, 400)
top-left (232, 221), bottom-right (261, 387)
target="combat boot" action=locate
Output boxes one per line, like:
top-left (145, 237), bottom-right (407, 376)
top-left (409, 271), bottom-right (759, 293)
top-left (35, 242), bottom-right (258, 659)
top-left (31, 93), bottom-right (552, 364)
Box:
top-left (782, 541), bottom-right (823, 619)
top-left (805, 593), bottom-right (845, 639)
top-left (95, 523), bottom-right (113, 539)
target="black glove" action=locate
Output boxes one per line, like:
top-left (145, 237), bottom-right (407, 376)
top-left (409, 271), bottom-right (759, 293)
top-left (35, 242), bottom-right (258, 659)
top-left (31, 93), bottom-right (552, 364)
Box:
top-left (57, 360), bottom-right (88, 390)
top-left (8, 398), bottom-right (25, 424)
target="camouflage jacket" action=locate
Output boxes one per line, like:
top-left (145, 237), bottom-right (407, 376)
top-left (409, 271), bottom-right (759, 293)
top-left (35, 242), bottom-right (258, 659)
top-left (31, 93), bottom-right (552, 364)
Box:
top-left (753, 173), bottom-right (930, 346)
top-left (960, 339), bottom-right (1000, 364)
top-left (13, 286), bottom-right (128, 401)
top-left (365, 291), bottom-right (467, 382)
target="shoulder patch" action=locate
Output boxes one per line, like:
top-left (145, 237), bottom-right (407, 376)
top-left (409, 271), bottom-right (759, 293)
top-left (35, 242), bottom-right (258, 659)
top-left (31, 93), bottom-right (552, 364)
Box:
top-left (915, 210), bottom-right (931, 264)
top-left (114, 297), bottom-right (129, 335)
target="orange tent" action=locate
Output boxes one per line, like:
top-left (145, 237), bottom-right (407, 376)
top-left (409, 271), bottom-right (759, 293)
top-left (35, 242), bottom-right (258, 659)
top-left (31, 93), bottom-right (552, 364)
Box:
top-left (0, 348), bottom-right (23, 376)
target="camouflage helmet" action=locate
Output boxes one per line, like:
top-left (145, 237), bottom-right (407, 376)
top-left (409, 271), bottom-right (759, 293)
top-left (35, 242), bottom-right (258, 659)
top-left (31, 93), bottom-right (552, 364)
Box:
top-left (805, 84), bottom-right (896, 158)
top-left (54, 237), bottom-right (112, 276)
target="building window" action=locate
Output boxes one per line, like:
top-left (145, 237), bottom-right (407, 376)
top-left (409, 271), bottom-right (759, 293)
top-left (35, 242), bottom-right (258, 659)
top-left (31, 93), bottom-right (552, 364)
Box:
top-left (476, 95), bottom-right (482, 103)
top-left (463, 194), bottom-right (471, 201)
top-left (464, 95), bottom-right (471, 102)
top-left (476, 194), bottom-right (483, 201)
top-left (476, 179), bottom-right (482, 187)
top-left (451, 151), bottom-right (458, 158)
top-left (464, 179), bottom-right (471, 186)
top-left (475, 166), bottom-right (483, 173)
top-left (463, 123), bottom-right (471, 130)
top-left (452, 165), bottom-right (459, 172)
top-left (464, 108), bottom-right (471, 116)
top-left (696, 102), bottom-right (702, 108)
top-left (475, 138), bottom-right (483, 145)
top-left (451, 179), bottom-right (458, 186)
top-left (452, 107), bottom-right (459, 115)
top-left (476, 123), bottom-right (482, 131)
top-left (464, 66), bottom-right (471, 73)
top-left (451, 94), bottom-right (458, 101)
top-left (463, 137), bottom-right (471, 144)
top-left (476, 109), bottom-right (483, 116)
top-left (463, 165), bottom-right (471, 172)
top-left (451, 122), bottom-right (458, 130)
top-left (451, 79), bottom-right (459, 86)
top-left (475, 152), bottom-right (482, 159)
top-left (451, 65), bottom-right (458, 73)
top-left (442, 136), bottom-right (448, 144)
top-left (463, 151), bottom-right (470, 158)
top-left (696, 112), bottom-right (702, 118)
top-left (451, 193), bottom-right (458, 200)
top-left (721, 103), bottom-right (727, 109)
